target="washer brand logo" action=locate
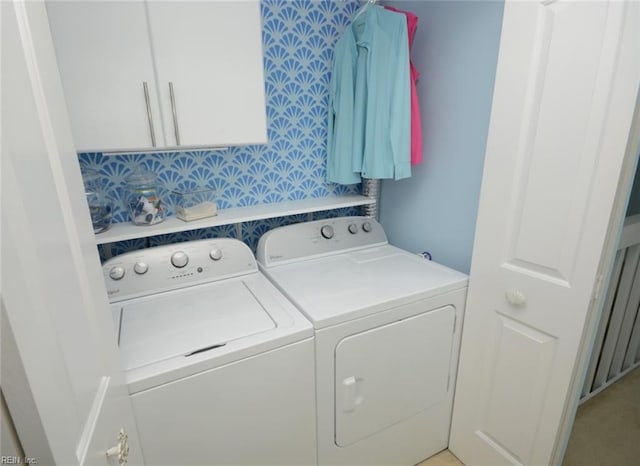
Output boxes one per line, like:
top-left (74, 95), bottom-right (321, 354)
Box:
top-left (107, 288), bottom-right (120, 296)
top-left (269, 254), bottom-right (284, 260)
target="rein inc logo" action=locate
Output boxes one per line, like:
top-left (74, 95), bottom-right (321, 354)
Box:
top-left (2, 457), bottom-right (37, 464)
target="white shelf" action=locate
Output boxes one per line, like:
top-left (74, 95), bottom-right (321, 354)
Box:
top-left (95, 195), bottom-right (374, 244)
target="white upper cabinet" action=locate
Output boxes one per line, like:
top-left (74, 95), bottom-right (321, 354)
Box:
top-left (46, 0), bottom-right (267, 153)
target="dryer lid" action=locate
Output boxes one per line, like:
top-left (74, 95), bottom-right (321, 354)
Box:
top-left (114, 279), bottom-right (275, 371)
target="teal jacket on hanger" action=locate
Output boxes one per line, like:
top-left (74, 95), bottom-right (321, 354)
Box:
top-left (327, 5), bottom-right (411, 185)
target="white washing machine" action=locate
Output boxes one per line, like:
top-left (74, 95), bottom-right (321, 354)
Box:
top-left (103, 238), bottom-right (317, 465)
top-left (257, 217), bottom-right (468, 466)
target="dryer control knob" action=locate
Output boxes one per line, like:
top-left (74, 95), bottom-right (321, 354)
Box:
top-left (109, 266), bottom-right (125, 281)
top-left (348, 223), bottom-right (359, 234)
top-left (321, 225), bottom-right (334, 239)
top-left (133, 262), bottom-right (148, 275)
top-left (171, 251), bottom-right (189, 268)
top-left (209, 248), bottom-right (223, 261)
top-left (362, 221), bottom-right (373, 233)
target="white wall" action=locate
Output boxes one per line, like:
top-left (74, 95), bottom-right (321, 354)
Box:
top-left (379, 1), bottom-right (504, 273)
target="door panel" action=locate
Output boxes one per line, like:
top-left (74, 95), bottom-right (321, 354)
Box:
top-left (449, 1), bottom-right (640, 465)
top-left (481, 315), bottom-right (557, 463)
top-left (502, 3), bottom-right (611, 285)
top-left (335, 306), bottom-right (455, 447)
top-left (507, 3), bottom-right (609, 283)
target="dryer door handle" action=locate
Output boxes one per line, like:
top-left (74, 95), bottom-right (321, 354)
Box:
top-left (342, 376), bottom-right (364, 413)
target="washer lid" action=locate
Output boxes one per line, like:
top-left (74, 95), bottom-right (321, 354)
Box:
top-left (115, 279), bottom-right (275, 371)
top-left (263, 245), bottom-right (468, 328)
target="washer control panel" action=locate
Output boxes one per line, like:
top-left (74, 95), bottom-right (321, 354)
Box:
top-left (257, 216), bottom-right (388, 266)
top-left (103, 238), bottom-right (257, 302)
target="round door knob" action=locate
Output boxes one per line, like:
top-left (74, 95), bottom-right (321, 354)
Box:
top-left (321, 225), bottom-right (335, 239)
top-left (505, 290), bottom-right (527, 306)
top-left (348, 223), bottom-right (358, 234)
top-left (362, 221), bottom-right (373, 233)
top-left (209, 248), bottom-right (223, 261)
top-left (171, 251), bottom-right (189, 268)
top-left (109, 266), bottom-right (125, 281)
top-left (133, 262), bottom-right (148, 275)
top-left (106, 428), bottom-right (129, 466)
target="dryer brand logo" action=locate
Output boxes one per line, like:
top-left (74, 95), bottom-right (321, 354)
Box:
top-left (107, 288), bottom-right (120, 296)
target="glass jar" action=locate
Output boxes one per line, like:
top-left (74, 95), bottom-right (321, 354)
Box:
top-left (81, 168), bottom-right (112, 233)
top-left (173, 188), bottom-right (218, 222)
top-left (125, 167), bottom-right (165, 226)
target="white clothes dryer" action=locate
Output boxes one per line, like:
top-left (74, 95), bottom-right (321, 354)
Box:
top-left (103, 238), bottom-right (316, 466)
top-left (257, 217), bottom-right (468, 466)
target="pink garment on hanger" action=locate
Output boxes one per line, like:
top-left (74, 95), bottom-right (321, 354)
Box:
top-left (384, 5), bottom-right (423, 165)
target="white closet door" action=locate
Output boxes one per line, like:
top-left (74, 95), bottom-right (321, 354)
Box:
top-left (335, 306), bottom-right (455, 447)
top-left (46, 0), bottom-right (163, 152)
top-left (2, 1), bottom-right (143, 463)
top-left (449, 1), bottom-right (640, 465)
top-left (146, 0), bottom-right (267, 148)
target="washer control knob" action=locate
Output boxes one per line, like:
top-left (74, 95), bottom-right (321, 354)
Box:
top-left (362, 221), bottom-right (373, 233)
top-left (109, 266), bottom-right (125, 281)
top-left (133, 262), bottom-right (148, 275)
top-left (320, 225), bottom-right (335, 239)
top-left (209, 248), bottom-right (223, 261)
top-left (348, 223), bottom-right (359, 234)
top-left (171, 251), bottom-right (189, 268)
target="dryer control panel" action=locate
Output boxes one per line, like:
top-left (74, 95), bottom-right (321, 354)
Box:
top-left (103, 238), bottom-right (257, 302)
top-left (257, 216), bottom-right (388, 267)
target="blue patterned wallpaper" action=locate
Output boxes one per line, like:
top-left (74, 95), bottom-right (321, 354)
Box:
top-left (80, 0), bottom-right (363, 258)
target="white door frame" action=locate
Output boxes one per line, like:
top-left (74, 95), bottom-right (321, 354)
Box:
top-left (553, 85), bottom-right (640, 464)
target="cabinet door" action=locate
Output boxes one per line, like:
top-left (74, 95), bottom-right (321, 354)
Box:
top-left (46, 1), bottom-right (163, 152)
top-left (147, 0), bottom-right (267, 148)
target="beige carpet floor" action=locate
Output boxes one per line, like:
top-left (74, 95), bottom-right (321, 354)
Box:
top-left (417, 367), bottom-right (640, 466)
top-left (563, 366), bottom-right (640, 466)
top-left (416, 450), bottom-right (463, 466)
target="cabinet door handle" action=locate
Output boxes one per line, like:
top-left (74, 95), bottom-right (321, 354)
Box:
top-left (142, 82), bottom-right (156, 147)
top-left (169, 82), bottom-right (181, 146)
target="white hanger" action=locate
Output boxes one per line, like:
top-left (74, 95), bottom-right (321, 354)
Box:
top-left (353, 0), bottom-right (377, 21)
